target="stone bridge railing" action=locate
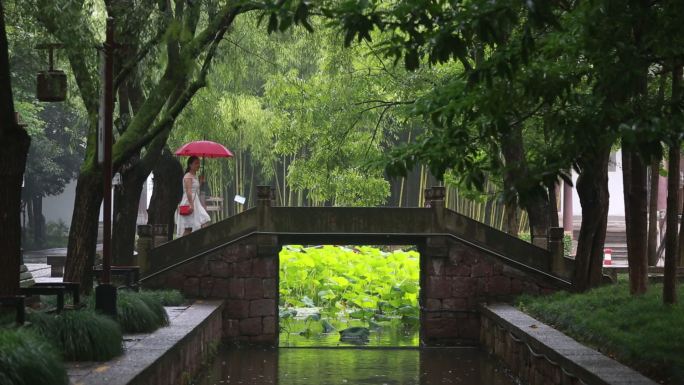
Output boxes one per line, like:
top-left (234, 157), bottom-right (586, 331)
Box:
top-left (140, 186), bottom-right (574, 285)
top-left (138, 186), bottom-right (575, 345)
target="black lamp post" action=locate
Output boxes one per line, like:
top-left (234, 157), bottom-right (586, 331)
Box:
top-left (95, 17), bottom-right (117, 318)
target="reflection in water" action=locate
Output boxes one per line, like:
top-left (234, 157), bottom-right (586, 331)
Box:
top-left (194, 347), bottom-right (516, 385)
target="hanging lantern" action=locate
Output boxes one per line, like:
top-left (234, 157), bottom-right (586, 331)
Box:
top-left (36, 43), bottom-right (67, 102)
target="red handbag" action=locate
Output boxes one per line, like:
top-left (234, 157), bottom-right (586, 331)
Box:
top-left (179, 205), bottom-right (192, 216)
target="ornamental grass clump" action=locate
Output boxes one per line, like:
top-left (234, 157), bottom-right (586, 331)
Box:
top-left (27, 310), bottom-right (123, 361)
top-left (140, 289), bottom-right (184, 306)
top-left (0, 328), bottom-right (68, 385)
top-left (116, 291), bottom-right (168, 333)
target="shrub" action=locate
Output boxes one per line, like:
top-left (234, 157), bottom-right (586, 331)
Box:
top-left (137, 292), bottom-right (170, 327)
top-left (116, 291), bottom-right (168, 333)
top-left (0, 328), bottom-right (68, 385)
top-left (27, 310), bottom-right (123, 361)
top-left (140, 289), bottom-right (184, 306)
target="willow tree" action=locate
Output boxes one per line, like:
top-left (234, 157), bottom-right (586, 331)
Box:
top-left (30, 0), bottom-right (313, 290)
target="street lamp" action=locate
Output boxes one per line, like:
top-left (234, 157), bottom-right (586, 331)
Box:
top-left (95, 17), bottom-right (117, 318)
top-left (35, 43), bottom-right (67, 102)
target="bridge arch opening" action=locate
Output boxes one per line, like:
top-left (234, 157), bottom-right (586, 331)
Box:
top-left (278, 244), bottom-right (421, 347)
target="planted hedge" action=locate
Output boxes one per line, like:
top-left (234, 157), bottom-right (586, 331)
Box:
top-left (0, 328), bottom-right (68, 385)
top-left (27, 310), bottom-right (123, 361)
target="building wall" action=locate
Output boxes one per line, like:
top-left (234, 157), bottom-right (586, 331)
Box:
top-left (42, 179), bottom-right (77, 226)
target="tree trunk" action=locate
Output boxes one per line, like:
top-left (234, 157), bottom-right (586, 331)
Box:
top-left (147, 148), bottom-right (183, 239)
top-left (622, 147), bottom-right (649, 295)
top-left (0, 1), bottom-right (31, 297)
top-left (503, 203), bottom-right (519, 236)
top-left (664, 64), bottom-right (682, 304)
top-left (574, 145), bottom-right (611, 292)
top-left (648, 158), bottom-right (660, 266)
top-left (112, 157), bottom-right (148, 266)
top-left (664, 144), bottom-right (679, 304)
top-left (501, 126), bottom-right (550, 244)
top-left (548, 181), bottom-right (559, 228)
top-left (31, 195), bottom-right (45, 247)
top-left (64, 170), bottom-right (103, 294)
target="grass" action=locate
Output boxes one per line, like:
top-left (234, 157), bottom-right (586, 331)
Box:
top-left (517, 283), bottom-right (684, 384)
top-left (27, 310), bottom-right (123, 361)
top-left (115, 291), bottom-right (169, 333)
top-left (140, 289), bottom-right (185, 306)
top-left (0, 328), bottom-right (68, 385)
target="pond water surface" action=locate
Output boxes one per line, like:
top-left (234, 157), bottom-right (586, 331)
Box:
top-left (194, 347), bottom-right (516, 385)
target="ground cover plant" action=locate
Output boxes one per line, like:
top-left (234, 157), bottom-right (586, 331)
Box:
top-left (0, 328), bottom-right (68, 385)
top-left (27, 309), bottom-right (123, 361)
top-left (113, 291), bottom-right (170, 333)
top-left (140, 289), bottom-right (185, 306)
top-left (518, 283), bottom-right (684, 384)
top-left (279, 245), bottom-right (419, 344)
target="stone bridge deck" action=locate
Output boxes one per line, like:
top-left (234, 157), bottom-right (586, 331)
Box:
top-left (139, 187), bottom-right (574, 345)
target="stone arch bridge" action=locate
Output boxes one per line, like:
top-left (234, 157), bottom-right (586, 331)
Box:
top-left (139, 186), bottom-right (575, 346)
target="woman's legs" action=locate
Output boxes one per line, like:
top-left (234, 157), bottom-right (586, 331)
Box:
top-left (183, 227), bottom-right (192, 236)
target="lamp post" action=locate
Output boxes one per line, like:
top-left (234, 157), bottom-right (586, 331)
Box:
top-left (95, 17), bottom-right (117, 317)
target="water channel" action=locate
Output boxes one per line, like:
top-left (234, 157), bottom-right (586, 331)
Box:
top-left (194, 347), bottom-right (516, 385)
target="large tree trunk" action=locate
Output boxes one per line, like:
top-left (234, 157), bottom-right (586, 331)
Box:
top-left (548, 181), bottom-right (559, 228)
top-left (0, 1), bottom-right (31, 297)
top-left (501, 125), bottom-right (549, 245)
top-left (112, 156), bottom-right (148, 266)
top-left (64, 171), bottom-right (103, 293)
top-left (622, 147), bottom-right (649, 295)
top-left (574, 145), bottom-right (611, 292)
top-left (648, 158), bottom-right (661, 266)
top-left (664, 144), bottom-right (679, 304)
top-left (503, 203), bottom-right (519, 236)
top-left (148, 148), bottom-right (183, 239)
top-left (664, 64), bottom-right (682, 304)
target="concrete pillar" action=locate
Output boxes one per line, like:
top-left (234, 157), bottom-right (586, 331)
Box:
top-left (548, 227), bottom-right (567, 278)
top-left (424, 186), bottom-right (445, 208)
top-left (136, 224), bottom-right (153, 274)
top-left (256, 185), bottom-right (275, 206)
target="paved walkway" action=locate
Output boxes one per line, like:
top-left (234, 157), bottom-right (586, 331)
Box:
top-left (67, 305), bottom-right (190, 384)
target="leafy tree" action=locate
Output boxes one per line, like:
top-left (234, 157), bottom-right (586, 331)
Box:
top-left (0, 0), bottom-right (31, 297)
top-left (22, 0), bottom-right (315, 288)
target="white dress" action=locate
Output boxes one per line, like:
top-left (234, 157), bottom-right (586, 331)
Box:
top-left (175, 173), bottom-right (211, 237)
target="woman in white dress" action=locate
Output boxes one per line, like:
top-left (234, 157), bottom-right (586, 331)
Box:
top-left (176, 156), bottom-right (211, 237)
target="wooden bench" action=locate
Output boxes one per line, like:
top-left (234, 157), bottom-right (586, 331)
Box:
top-left (20, 282), bottom-right (81, 313)
top-left (0, 296), bottom-right (25, 324)
top-left (46, 255), bottom-right (66, 277)
top-left (93, 266), bottom-right (140, 291)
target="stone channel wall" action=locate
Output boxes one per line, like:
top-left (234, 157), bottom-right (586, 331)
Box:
top-left (69, 301), bottom-right (224, 385)
top-left (421, 237), bottom-right (559, 345)
top-left (480, 304), bottom-right (657, 385)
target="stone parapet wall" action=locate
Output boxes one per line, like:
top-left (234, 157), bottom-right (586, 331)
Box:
top-left (421, 238), bottom-right (558, 345)
top-left (69, 301), bottom-right (223, 385)
top-left (144, 241), bottom-right (279, 344)
top-left (479, 304), bottom-right (657, 385)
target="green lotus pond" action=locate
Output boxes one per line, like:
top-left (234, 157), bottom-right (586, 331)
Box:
top-left (278, 245), bottom-right (420, 347)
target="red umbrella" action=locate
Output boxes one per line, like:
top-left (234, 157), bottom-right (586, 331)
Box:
top-left (174, 140), bottom-right (234, 158)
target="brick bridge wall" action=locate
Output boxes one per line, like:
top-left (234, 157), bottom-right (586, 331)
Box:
top-left (144, 235), bottom-right (559, 346)
top-left (421, 237), bottom-right (557, 345)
